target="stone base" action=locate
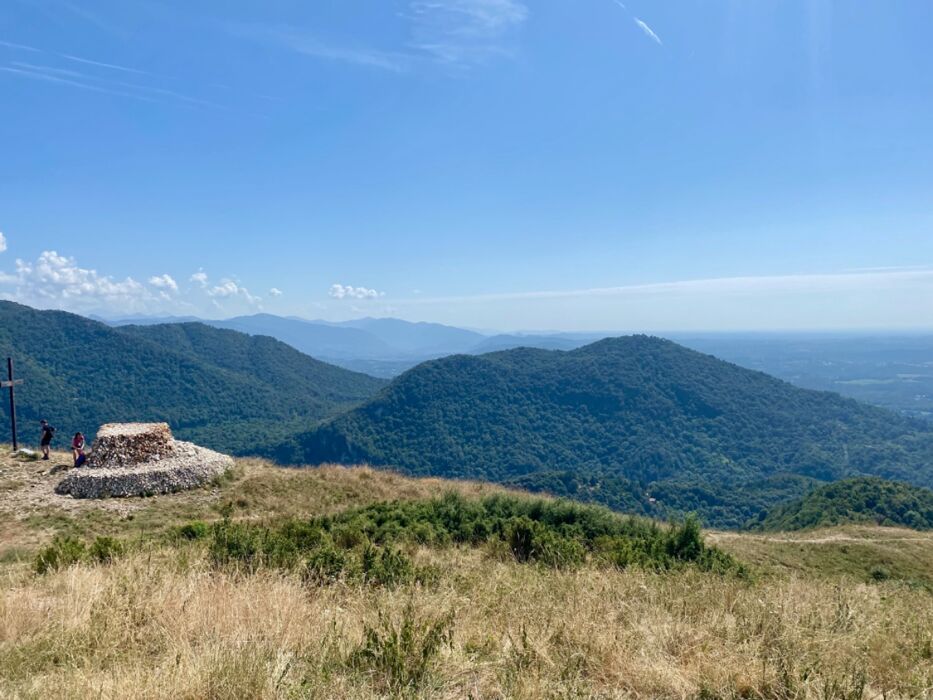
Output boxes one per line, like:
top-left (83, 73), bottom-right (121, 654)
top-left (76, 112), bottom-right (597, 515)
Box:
top-left (88, 423), bottom-right (175, 469)
top-left (56, 441), bottom-right (233, 499)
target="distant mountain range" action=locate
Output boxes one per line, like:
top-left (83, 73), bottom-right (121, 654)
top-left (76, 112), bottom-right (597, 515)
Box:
top-left (99, 313), bottom-right (933, 421)
top-left (7, 302), bottom-right (933, 529)
top-left (283, 336), bottom-right (933, 528)
top-left (0, 302), bottom-right (385, 454)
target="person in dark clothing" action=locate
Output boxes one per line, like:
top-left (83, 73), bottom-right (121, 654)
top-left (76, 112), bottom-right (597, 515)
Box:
top-left (72, 432), bottom-right (87, 468)
top-left (39, 420), bottom-right (55, 460)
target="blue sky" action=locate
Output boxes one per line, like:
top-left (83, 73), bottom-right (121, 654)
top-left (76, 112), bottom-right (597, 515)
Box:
top-left (1, 0), bottom-right (932, 331)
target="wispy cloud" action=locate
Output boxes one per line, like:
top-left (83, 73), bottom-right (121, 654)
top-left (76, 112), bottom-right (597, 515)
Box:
top-left (1, 38), bottom-right (150, 74)
top-left (229, 24), bottom-right (410, 73)
top-left (408, 0), bottom-right (528, 65)
top-left (0, 64), bottom-right (159, 103)
top-left (633, 18), bottom-right (662, 45)
top-left (229, 0), bottom-right (528, 72)
top-left (0, 40), bottom-right (42, 52)
top-left (4, 61), bottom-right (224, 109)
top-left (607, 2), bottom-right (663, 46)
top-left (0, 232), bottom-right (6, 254)
top-left (394, 269), bottom-right (933, 305)
top-left (1, 39), bottom-right (229, 108)
top-left (60, 53), bottom-right (152, 76)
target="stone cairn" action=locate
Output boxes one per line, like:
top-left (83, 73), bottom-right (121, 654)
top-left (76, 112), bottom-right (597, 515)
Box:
top-left (56, 422), bottom-right (234, 499)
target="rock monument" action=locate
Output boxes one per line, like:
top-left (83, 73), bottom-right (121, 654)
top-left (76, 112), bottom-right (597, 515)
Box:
top-left (56, 423), bottom-right (234, 499)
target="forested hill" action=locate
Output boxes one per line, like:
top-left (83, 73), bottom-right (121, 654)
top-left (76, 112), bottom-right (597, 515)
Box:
top-left (282, 336), bottom-right (933, 528)
top-left (750, 477), bottom-right (933, 531)
top-left (0, 302), bottom-right (385, 454)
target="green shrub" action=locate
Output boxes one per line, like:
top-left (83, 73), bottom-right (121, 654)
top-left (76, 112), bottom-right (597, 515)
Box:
top-left (506, 516), bottom-right (536, 562)
top-left (89, 536), bottom-right (124, 564)
top-left (666, 515), bottom-right (704, 561)
top-left (201, 493), bottom-right (743, 578)
top-left (361, 545), bottom-right (415, 588)
top-left (209, 520), bottom-right (264, 571)
top-left (175, 521), bottom-right (209, 541)
top-left (304, 541), bottom-right (347, 584)
top-left (34, 536), bottom-right (87, 574)
top-left (349, 602), bottom-right (454, 694)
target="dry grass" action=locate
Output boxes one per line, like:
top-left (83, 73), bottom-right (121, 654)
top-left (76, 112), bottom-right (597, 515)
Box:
top-left (2, 449), bottom-right (933, 698)
top-left (1, 546), bottom-right (931, 699)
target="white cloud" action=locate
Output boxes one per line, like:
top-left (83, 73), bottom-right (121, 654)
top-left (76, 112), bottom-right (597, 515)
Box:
top-left (208, 279), bottom-right (259, 304)
top-left (329, 284), bottom-right (385, 300)
top-left (0, 232), bottom-right (6, 253)
top-left (269, 287), bottom-right (283, 297)
top-left (409, 0), bottom-right (529, 65)
top-left (148, 274), bottom-right (178, 293)
top-left (634, 18), bottom-right (662, 45)
top-left (190, 271), bottom-right (209, 288)
top-left (0, 251), bottom-right (268, 315)
top-left (1, 250), bottom-right (151, 311)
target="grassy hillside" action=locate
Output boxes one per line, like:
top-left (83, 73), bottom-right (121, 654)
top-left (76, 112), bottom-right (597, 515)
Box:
top-left (0, 302), bottom-right (385, 454)
top-left (282, 336), bottom-right (933, 528)
top-left (1, 448), bottom-right (932, 698)
top-left (749, 476), bottom-right (933, 531)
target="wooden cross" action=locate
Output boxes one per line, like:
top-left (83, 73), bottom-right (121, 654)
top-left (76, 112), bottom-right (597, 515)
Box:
top-left (2, 358), bottom-right (24, 451)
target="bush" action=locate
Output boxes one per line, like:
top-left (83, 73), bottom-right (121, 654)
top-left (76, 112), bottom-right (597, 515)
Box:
top-left (175, 521), bottom-right (209, 541)
top-left (209, 520), bottom-right (264, 571)
top-left (667, 515), bottom-right (704, 561)
top-left (201, 493), bottom-right (743, 578)
top-left (304, 541), bottom-right (347, 584)
top-left (349, 602), bottom-right (454, 694)
top-left (361, 545), bottom-right (415, 587)
top-left (89, 536), bottom-right (124, 564)
top-left (34, 536), bottom-right (87, 574)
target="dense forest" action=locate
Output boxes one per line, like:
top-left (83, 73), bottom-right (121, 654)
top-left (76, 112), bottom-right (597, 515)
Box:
top-left (285, 337), bottom-right (933, 528)
top-left (750, 477), bottom-right (933, 531)
top-left (0, 302), bottom-right (385, 453)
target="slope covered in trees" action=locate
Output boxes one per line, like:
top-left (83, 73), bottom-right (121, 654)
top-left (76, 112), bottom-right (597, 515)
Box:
top-left (283, 336), bottom-right (933, 528)
top-left (750, 477), bottom-right (933, 531)
top-left (0, 302), bottom-right (385, 454)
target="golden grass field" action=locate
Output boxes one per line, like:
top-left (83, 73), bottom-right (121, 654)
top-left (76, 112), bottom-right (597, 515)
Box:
top-left (1, 448), bottom-right (932, 699)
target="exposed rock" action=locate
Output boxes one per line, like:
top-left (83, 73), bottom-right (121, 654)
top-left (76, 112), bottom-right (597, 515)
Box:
top-left (56, 423), bottom-right (233, 499)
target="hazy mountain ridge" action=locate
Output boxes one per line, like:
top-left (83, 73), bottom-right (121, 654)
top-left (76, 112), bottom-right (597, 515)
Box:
top-left (102, 313), bottom-right (933, 417)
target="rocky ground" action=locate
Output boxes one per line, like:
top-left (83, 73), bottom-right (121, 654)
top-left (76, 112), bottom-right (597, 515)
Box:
top-left (56, 440), bottom-right (233, 498)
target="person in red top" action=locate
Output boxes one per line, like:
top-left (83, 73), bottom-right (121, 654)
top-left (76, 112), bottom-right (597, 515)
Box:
top-left (72, 433), bottom-right (87, 468)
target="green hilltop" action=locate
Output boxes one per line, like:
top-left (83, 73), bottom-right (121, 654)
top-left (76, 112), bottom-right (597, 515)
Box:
top-left (284, 336), bottom-right (933, 528)
top-left (0, 302), bottom-right (385, 454)
top-left (750, 476), bottom-right (933, 531)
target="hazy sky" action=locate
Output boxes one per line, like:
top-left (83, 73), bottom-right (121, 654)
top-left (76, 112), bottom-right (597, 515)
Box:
top-left (1, 1), bottom-right (932, 331)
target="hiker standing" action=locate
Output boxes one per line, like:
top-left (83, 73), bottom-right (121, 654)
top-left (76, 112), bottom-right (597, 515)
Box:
top-left (39, 419), bottom-right (55, 460)
top-left (72, 432), bottom-right (87, 468)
